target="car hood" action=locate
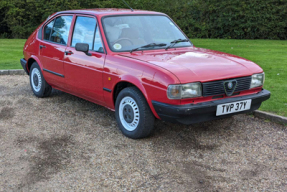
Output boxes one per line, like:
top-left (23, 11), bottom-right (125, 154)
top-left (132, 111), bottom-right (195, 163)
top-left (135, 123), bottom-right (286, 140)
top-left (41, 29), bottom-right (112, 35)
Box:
top-left (119, 47), bottom-right (263, 84)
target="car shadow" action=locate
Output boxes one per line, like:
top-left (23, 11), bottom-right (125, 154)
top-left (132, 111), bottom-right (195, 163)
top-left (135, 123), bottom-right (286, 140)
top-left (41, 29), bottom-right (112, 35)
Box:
top-left (49, 88), bottom-right (237, 146)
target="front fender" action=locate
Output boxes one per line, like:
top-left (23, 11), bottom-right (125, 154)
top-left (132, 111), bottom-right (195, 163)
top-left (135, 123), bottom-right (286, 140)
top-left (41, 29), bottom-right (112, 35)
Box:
top-left (120, 75), bottom-right (149, 101)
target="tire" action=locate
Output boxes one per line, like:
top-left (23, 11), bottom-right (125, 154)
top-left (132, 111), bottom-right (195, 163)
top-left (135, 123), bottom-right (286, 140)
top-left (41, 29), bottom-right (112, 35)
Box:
top-left (29, 62), bottom-right (52, 98)
top-left (115, 87), bottom-right (155, 139)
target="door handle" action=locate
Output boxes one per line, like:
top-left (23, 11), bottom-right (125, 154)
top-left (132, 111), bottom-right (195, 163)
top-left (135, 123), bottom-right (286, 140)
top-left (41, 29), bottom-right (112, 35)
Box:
top-left (65, 51), bottom-right (73, 55)
top-left (39, 45), bottom-right (46, 49)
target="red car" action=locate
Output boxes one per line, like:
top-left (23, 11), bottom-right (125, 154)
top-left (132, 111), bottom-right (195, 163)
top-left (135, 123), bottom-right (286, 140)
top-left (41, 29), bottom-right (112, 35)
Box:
top-left (21, 8), bottom-right (270, 139)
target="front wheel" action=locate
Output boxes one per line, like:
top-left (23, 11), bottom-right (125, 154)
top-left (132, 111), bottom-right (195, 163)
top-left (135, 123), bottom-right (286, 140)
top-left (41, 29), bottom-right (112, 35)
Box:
top-left (115, 87), bottom-right (155, 139)
top-left (29, 62), bottom-right (52, 97)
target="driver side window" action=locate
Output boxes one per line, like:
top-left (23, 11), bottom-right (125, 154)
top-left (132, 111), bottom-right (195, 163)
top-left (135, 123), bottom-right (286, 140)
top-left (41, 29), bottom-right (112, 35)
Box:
top-left (94, 27), bottom-right (104, 53)
top-left (71, 16), bottom-right (104, 53)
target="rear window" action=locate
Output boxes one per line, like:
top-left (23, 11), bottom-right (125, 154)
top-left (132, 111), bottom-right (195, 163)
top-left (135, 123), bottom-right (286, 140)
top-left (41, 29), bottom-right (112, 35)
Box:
top-left (50, 16), bottom-right (73, 45)
top-left (43, 20), bottom-right (54, 41)
top-left (43, 15), bottom-right (73, 45)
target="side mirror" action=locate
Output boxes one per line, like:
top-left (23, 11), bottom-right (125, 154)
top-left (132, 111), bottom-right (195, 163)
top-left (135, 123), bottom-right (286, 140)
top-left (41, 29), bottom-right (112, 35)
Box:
top-left (75, 43), bottom-right (91, 56)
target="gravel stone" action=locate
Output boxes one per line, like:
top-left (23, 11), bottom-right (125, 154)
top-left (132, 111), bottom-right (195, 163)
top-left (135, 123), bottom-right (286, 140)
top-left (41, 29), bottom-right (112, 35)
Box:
top-left (0, 75), bottom-right (286, 191)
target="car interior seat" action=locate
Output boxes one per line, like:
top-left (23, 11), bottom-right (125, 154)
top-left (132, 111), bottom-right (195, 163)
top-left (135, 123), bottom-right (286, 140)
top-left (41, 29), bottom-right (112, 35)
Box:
top-left (119, 28), bottom-right (146, 46)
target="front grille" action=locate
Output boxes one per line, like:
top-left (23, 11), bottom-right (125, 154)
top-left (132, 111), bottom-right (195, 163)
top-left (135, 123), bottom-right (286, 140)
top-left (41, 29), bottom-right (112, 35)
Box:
top-left (202, 76), bottom-right (252, 97)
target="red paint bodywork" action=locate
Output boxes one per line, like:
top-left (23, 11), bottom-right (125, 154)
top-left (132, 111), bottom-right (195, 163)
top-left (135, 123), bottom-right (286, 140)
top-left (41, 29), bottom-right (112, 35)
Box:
top-left (23, 9), bottom-right (264, 119)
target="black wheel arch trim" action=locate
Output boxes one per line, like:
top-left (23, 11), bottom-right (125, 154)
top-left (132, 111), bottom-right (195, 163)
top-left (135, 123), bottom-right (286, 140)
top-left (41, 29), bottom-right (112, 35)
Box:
top-left (20, 58), bottom-right (29, 75)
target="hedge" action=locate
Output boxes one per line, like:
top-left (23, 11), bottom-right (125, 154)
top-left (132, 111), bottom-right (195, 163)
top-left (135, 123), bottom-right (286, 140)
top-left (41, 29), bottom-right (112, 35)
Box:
top-left (0, 0), bottom-right (286, 39)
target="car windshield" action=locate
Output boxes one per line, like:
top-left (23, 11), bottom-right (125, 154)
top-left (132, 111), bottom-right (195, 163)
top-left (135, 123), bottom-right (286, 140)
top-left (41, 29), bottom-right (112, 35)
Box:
top-left (102, 15), bottom-right (192, 52)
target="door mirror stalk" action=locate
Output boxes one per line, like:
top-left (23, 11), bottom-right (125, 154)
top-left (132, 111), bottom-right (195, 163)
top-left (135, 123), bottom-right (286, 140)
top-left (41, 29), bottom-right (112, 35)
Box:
top-left (75, 43), bottom-right (91, 56)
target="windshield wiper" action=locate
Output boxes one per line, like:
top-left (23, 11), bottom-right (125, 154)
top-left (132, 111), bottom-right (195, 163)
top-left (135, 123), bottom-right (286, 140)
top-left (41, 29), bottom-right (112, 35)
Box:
top-left (130, 43), bottom-right (167, 53)
top-left (165, 39), bottom-right (189, 51)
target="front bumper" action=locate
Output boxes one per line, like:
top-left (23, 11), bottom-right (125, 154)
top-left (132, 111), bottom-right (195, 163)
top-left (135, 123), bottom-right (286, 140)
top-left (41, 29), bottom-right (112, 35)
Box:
top-left (20, 58), bottom-right (29, 75)
top-left (152, 89), bottom-right (271, 124)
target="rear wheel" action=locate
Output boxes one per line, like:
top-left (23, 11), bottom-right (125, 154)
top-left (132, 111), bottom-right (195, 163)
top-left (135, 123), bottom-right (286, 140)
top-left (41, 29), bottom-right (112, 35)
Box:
top-left (115, 87), bottom-right (155, 139)
top-left (30, 62), bottom-right (52, 97)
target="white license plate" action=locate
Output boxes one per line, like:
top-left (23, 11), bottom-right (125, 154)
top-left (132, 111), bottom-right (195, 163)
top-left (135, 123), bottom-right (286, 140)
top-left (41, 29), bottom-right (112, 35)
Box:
top-left (216, 99), bottom-right (252, 116)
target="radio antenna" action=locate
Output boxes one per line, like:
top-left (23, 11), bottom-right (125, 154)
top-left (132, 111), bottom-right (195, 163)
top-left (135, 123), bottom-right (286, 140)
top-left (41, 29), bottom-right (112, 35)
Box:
top-left (122, 0), bottom-right (134, 12)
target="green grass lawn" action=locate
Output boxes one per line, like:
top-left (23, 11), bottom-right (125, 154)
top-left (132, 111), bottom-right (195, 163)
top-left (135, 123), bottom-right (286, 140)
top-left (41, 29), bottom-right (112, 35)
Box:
top-left (0, 39), bottom-right (26, 69)
top-left (0, 39), bottom-right (286, 116)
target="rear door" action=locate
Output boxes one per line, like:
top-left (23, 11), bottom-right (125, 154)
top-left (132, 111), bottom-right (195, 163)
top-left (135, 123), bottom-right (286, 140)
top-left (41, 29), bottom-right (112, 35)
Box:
top-left (39, 15), bottom-right (73, 89)
top-left (63, 15), bottom-right (106, 105)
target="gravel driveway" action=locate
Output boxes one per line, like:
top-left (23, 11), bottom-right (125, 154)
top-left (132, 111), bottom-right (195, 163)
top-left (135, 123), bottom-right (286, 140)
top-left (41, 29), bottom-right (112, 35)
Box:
top-left (0, 75), bottom-right (286, 191)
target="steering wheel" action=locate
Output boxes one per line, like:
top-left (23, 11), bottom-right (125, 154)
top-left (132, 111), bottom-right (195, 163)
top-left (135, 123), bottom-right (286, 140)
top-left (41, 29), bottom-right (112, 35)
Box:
top-left (113, 38), bottom-right (134, 46)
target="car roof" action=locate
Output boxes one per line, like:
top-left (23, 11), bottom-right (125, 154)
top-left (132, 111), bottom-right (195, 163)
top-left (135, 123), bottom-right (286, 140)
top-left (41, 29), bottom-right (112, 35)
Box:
top-left (56, 8), bottom-right (164, 17)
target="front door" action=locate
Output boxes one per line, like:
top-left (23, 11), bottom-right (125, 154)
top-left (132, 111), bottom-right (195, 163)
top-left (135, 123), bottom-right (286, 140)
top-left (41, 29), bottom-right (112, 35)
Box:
top-left (63, 15), bottom-right (106, 105)
top-left (39, 15), bottom-right (73, 89)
